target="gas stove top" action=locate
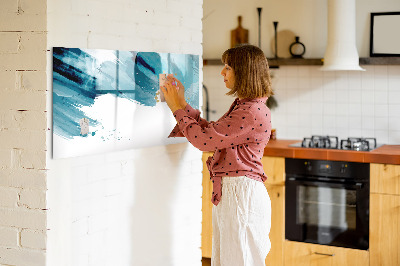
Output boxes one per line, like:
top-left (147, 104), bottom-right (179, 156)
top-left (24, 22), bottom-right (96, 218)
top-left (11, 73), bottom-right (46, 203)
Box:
top-left (289, 135), bottom-right (382, 151)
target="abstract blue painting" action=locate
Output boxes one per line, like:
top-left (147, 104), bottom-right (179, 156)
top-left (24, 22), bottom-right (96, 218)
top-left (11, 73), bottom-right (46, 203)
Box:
top-left (52, 47), bottom-right (200, 158)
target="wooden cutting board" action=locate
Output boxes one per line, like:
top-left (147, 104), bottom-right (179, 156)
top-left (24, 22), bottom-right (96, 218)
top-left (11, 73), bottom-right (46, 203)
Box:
top-left (231, 16), bottom-right (249, 48)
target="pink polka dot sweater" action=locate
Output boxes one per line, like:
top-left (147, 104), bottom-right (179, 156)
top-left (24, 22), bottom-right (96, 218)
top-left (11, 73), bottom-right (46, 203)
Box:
top-left (168, 97), bottom-right (272, 206)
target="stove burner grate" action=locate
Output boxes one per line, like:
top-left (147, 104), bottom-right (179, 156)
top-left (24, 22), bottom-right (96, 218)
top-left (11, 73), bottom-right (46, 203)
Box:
top-left (301, 135), bottom-right (339, 149)
top-left (298, 136), bottom-right (378, 151)
top-left (340, 137), bottom-right (377, 151)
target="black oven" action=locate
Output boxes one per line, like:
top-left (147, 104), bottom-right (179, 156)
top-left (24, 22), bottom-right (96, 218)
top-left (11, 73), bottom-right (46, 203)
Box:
top-left (285, 158), bottom-right (369, 250)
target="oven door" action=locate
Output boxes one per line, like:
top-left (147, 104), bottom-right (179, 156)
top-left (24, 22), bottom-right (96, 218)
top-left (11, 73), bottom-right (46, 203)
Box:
top-left (285, 177), bottom-right (369, 250)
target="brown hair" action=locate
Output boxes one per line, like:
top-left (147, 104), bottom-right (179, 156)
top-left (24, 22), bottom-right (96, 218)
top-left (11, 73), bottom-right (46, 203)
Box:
top-left (221, 44), bottom-right (273, 99)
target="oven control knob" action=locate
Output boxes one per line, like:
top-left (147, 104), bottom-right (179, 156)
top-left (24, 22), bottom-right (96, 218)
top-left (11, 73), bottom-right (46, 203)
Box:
top-left (305, 162), bottom-right (312, 171)
top-left (340, 164), bottom-right (347, 174)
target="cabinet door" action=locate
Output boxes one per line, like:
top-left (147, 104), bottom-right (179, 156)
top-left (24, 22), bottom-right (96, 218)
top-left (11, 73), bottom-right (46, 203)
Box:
top-left (284, 241), bottom-right (369, 266)
top-left (264, 184), bottom-right (285, 266)
top-left (370, 193), bottom-right (400, 266)
top-left (370, 163), bottom-right (400, 195)
top-left (202, 152), bottom-right (213, 258)
top-left (262, 156), bottom-right (285, 186)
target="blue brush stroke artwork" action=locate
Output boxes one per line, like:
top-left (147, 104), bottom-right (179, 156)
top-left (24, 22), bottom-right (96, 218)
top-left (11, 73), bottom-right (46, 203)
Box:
top-left (53, 47), bottom-right (200, 142)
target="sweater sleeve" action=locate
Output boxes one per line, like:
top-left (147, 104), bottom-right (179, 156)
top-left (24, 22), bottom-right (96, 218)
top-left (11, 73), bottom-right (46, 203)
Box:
top-left (172, 106), bottom-right (256, 152)
top-left (168, 104), bottom-right (211, 138)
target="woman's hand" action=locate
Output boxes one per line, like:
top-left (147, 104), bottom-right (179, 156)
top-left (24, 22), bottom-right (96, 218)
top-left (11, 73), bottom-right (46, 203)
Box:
top-left (172, 77), bottom-right (187, 108)
top-left (160, 76), bottom-right (185, 113)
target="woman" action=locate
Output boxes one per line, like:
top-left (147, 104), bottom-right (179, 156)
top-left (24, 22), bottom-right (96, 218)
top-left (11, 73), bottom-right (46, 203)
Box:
top-left (161, 44), bottom-right (273, 266)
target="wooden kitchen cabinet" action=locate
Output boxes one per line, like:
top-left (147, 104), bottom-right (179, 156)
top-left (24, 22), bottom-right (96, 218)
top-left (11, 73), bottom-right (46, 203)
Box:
top-left (262, 156), bottom-right (285, 266)
top-left (264, 184), bottom-right (285, 266)
top-left (370, 193), bottom-right (400, 266)
top-left (261, 156), bottom-right (285, 186)
top-left (202, 152), bottom-right (213, 258)
top-left (284, 241), bottom-right (369, 266)
top-left (370, 163), bottom-right (400, 266)
top-left (201, 154), bottom-right (286, 265)
top-left (370, 163), bottom-right (400, 195)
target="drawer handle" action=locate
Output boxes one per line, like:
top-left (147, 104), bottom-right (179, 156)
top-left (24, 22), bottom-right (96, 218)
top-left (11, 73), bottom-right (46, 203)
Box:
top-left (314, 252), bottom-right (335, 257)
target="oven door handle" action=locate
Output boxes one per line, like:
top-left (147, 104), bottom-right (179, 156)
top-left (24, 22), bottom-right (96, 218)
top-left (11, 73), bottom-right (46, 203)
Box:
top-left (286, 177), bottom-right (364, 189)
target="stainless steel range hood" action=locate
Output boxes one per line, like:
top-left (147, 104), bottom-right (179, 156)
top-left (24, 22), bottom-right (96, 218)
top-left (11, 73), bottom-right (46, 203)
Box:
top-left (320, 0), bottom-right (365, 71)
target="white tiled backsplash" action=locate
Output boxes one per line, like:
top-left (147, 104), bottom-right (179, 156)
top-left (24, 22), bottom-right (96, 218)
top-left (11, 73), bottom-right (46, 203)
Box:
top-left (203, 65), bottom-right (400, 144)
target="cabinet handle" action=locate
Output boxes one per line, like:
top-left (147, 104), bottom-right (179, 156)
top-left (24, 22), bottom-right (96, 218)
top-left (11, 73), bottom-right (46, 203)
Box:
top-left (314, 252), bottom-right (335, 257)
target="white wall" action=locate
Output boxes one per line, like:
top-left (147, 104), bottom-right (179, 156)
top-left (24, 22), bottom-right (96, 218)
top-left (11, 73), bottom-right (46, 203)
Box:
top-left (203, 0), bottom-right (400, 145)
top-left (46, 0), bottom-right (203, 266)
top-left (0, 0), bottom-right (48, 265)
top-left (203, 0), bottom-right (325, 59)
top-left (203, 0), bottom-right (400, 58)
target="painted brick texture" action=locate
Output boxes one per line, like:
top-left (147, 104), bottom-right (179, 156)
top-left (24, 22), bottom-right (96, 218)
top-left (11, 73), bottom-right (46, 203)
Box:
top-left (21, 229), bottom-right (47, 249)
top-left (0, 0), bottom-right (48, 265)
top-left (0, 227), bottom-right (19, 247)
top-left (0, 187), bottom-right (19, 208)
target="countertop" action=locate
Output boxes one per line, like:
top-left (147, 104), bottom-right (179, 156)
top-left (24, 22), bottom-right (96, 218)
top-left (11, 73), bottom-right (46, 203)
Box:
top-left (263, 139), bottom-right (400, 165)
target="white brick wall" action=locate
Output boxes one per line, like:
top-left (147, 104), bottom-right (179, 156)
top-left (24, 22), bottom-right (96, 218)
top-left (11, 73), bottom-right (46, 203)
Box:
top-left (0, 208), bottom-right (46, 230)
top-left (0, 187), bottom-right (19, 208)
top-left (21, 229), bottom-right (47, 250)
top-left (0, 227), bottom-right (19, 247)
top-left (0, 169), bottom-right (47, 189)
top-left (0, 248), bottom-right (46, 266)
top-left (46, 1), bottom-right (203, 266)
top-left (2, 0), bottom-right (203, 264)
top-left (0, 0), bottom-right (202, 266)
top-left (0, 0), bottom-right (48, 265)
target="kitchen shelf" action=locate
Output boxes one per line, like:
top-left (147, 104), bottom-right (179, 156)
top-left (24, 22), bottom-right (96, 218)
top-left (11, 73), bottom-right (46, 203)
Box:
top-left (359, 57), bottom-right (400, 65)
top-left (268, 58), bottom-right (323, 67)
top-left (203, 57), bottom-right (400, 67)
top-left (203, 58), bottom-right (323, 68)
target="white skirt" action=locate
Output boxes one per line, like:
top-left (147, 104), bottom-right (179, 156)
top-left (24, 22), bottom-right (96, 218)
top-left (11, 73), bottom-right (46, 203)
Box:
top-left (212, 176), bottom-right (271, 266)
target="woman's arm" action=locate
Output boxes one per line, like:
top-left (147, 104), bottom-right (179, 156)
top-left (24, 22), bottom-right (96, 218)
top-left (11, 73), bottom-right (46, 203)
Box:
top-left (172, 106), bottom-right (257, 152)
top-left (162, 76), bottom-right (211, 137)
top-left (168, 104), bottom-right (211, 137)
top-left (163, 77), bottom-right (264, 151)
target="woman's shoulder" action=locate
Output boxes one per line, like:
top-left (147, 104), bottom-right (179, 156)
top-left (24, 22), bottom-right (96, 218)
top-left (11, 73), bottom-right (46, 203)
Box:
top-left (230, 100), bottom-right (269, 123)
top-left (246, 99), bottom-right (271, 122)
top-left (240, 98), bottom-right (269, 111)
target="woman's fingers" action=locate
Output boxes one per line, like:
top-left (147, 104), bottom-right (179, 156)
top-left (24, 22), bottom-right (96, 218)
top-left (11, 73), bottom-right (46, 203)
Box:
top-left (165, 76), bottom-right (176, 90)
top-left (166, 76), bottom-right (185, 106)
top-left (168, 76), bottom-right (183, 90)
top-left (164, 79), bottom-right (178, 95)
top-left (175, 78), bottom-right (184, 90)
top-left (161, 75), bottom-right (186, 113)
top-left (162, 79), bottom-right (179, 104)
top-left (160, 85), bottom-right (167, 96)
